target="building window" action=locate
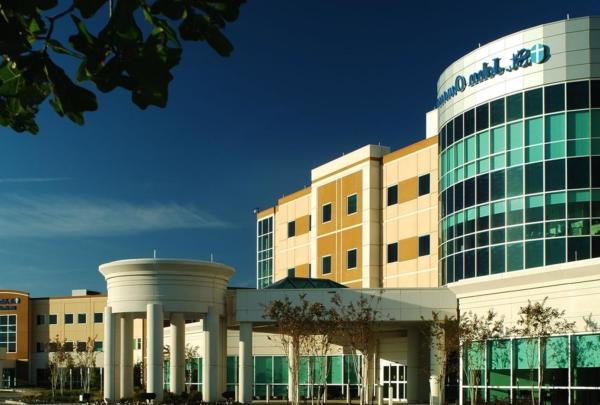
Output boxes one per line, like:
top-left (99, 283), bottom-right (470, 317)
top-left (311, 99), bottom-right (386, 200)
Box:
top-left (77, 313), bottom-right (86, 324)
top-left (257, 216), bottom-right (274, 289)
top-left (287, 221), bottom-right (296, 238)
top-left (36, 315), bottom-right (45, 325)
top-left (77, 341), bottom-right (87, 352)
top-left (347, 249), bottom-right (357, 269)
top-left (322, 203), bottom-right (332, 223)
top-left (64, 314), bottom-right (73, 324)
top-left (134, 338), bottom-right (141, 350)
top-left (347, 194), bottom-right (358, 215)
top-left (94, 341), bottom-right (104, 352)
top-left (36, 342), bottom-right (44, 353)
top-left (94, 313), bottom-right (103, 323)
top-left (387, 185), bottom-right (398, 206)
top-left (322, 255), bottom-right (332, 275)
top-left (0, 315), bottom-right (17, 353)
top-left (64, 341), bottom-right (74, 352)
top-left (48, 314), bottom-right (57, 325)
top-left (387, 243), bottom-right (398, 263)
top-left (418, 174), bottom-right (430, 196)
top-left (419, 235), bottom-right (430, 256)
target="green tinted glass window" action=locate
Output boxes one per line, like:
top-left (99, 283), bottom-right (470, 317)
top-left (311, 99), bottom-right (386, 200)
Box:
top-left (490, 98), bottom-right (505, 126)
top-left (545, 159), bottom-right (565, 191)
top-left (567, 111), bottom-right (590, 139)
top-left (477, 131), bottom-right (489, 158)
top-left (592, 110), bottom-right (600, 138)
top-left (507, 121), bottom-right (523, 149)
top-left (567, 80), bottom-right (589, 110)
top-left (525, 117), bottom-right (543, 145)
top-left (526, 194), bottom-right (544, 222)
top-left (546, 238), bottom-right (566, 265)
top-left (507, 242), bottom-right (524, 271)
top-left (507, 197), bottom-right (524, 225)
top-left (456, 141), bottom-right (464, 165)
top-left (508, 149), bottom-right (523, 166)
top-left (525, 163), bottom-right (543, 194)
top-left (546, 220), bottom-right (566, 238)
top-left (465, 136), bottom-right (476, 162)
top-left (525, 241), bottom-right (544, 270)
top-left (544, 83), bottom-right (565, 113)
top-left (507, 166), bottom-right (523, 197)
top-left (545, 141), bottom-right (565, 159)
top-left (569, 190), bottom-right (590, 218)
top-left (568, 139), bottom-right (590, 156)
top-left (546, 192), bottom-right (566, 220)
top-left (491, 127), bottom-right (505, 153)
top-left (488, 340), bottom-right (511, 386)
top-left (506, 93), bottom-right (523, 122)
top-left (507, 225), bottom-right (523, 242)
top-left (491, 245), bottom-right (505, 274)
top-left (491, 154), bottom-right (505, 170)
top-left (545, 113), bottom-right (566, 142)
top-left (525, 88), bottom-right (543, 117)
top-left (526, 145), bottom-right (543, 163)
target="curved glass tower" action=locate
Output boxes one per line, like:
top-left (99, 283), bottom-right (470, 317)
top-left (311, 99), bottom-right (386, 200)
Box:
top-left (437, 18), bottom-right (600, 284)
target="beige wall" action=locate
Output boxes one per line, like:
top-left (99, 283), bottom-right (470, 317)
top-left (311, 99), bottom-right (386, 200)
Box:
top-left (382, 137), bottom-right (439, 288)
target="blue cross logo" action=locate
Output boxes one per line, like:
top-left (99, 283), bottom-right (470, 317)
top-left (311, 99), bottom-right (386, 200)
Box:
top-left (530, 44), bottom-right (547, 64)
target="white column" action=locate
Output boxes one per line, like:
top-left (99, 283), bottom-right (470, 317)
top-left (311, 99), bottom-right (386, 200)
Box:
top-left (120, 313), bottom-right (134, 399)
top-left (147, 303), bottom-right (164, 402)
top-left (239, 322), bottom-right (253, 404)
top-left (203, 306), bottom-right (220, 402)
top-left (170, 313), bottom-right (185, 394)
top-left (103, 306), bottom-right (115, 402)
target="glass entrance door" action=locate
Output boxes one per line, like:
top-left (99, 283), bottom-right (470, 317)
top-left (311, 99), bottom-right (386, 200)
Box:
top-left (380, 360), bottom-right (407, 401)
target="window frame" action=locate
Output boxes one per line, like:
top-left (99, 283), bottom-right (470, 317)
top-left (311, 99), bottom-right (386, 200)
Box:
top-left (77, 313), bottom-right (87, 324)
top-left (418, 235), bottom-right (431, 257)
top-left (347, 248), bottom-right (358, 270)
top-left (287, 220), bottom-right (296, 238)
top-left (93, 312), bottom-right (103, 323)
top-left (387, 242), bottom-right (398, 263)
top-left (64, 313), bottom-right (74, 325)
top-left (387, 184), bottom-right (398, 206)
top-left (347, 193), bottom-right (358, 215)
top-left (321, 255), bottom-right (332, 275)
top-left (48, 314), bottom-right (57, 325)
top-left (322, 203), bottom-right (332, 223)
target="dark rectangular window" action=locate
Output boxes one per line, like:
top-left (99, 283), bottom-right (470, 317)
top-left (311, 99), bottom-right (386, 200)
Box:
top-left (525, 88), bottom-right (543, 117)
top-left (546, 238), bottom-right (566, 265)
top-left (347, 194), bottom-right (357, 215)
top-left (476, 174), bottom-right (489, 204)
top-left (387, 185), bottom-right (398, 206)
top-left (454, 115), bottom-right (464, 141)
top-left (418, 235), bottom-right (430, 256)
top-left (347, 249), bottom-right (357, 269)
top-left (94, 341), bottom-right (103, 352)
top-left (418, 174), bottom-right (430, 196)
top-left (464, 109), bottom-right (475, 136)
top-left (525, 162), bottom-right (543, 194)
top-left (592, 80), bottom-right (600, 108)
top-left (506, 93), bottom-right (523, 121)
top-left (490, 170), bottom-right (505, 201)
top-left (77, 313), bottom-right (86, 324)
top-left (287, 221), bottom-right (295, 238)
top-left (64, 314), bottom-right (73, 324)
top-left (94, 313), bottom-right (103, 323)
top-left (446, 185), bottom-right (454, 215)
top-left (490, 98), bottom-right (505, 127)
top-left (491, 245), bottom-right (505, 274)
top-left (36, 315), bottom-right (45, 325)
top-left (321, 256), bottom-right (332, 274)
top-left (36, 342), bottom-right (44, 353)
top-left (64, 342), bottom-right (74, 352)
top-left (476, 103), bottom-right (489, 131)
top-left (464, 250), bottom-right (475, 278)
top-left (545, 159), bottom-right (565, 191)
top-left (544, 83), bottom-right (565, 113)
top-left (593, 157), bottom-right (600, 188)
top-left (441, 125), bottom-right (447, 150)
top-left (477, 248), bottom-right (489, 276)
top-left (568, 157), bottom-right (590, 189)
top-left (322, 203), bottom-right (332, 223)
top-left (567, 80), bottom-right (589, 110)
top-left (446, 120), bottom-right (454, 146)
top-left (464, 178), bottom-right (475, 208)
top-left (77, 341), bottom-right (87, 352)
top-left (507, 166), bottom-right (523, 197)
top-left (568, 237), bottom-right (590, 261)
top-left (454, 182), bottom-right (463, 211)
top-left (48, 314), bottom-right (57, 325)
top-left (387, 243), bottom-right (398, 263)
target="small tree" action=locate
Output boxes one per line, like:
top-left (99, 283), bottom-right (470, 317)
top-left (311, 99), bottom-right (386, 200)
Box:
top-left (263, 294), bottom-right (330, 405)
top-left (74, 337), bottom-right (97, 393)
top-left (332, 293), bottom-right (390, 405)
top-left (420, 312), bottom-right (459, 405)
top-left (459, 310), bottom-right (504, 405)
top-left (510, 298), bottom-right (575, 405)
top-left (184, 344), bottom-right (200, 393)
top-left (47, 335), bottom-right (72, 398)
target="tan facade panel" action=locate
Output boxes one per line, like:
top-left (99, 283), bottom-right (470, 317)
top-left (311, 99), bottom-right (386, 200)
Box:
top-left (398, 177), bottom-right (418, 204)
top-left (340, 171), bottom-right (362, 229)
top-left (295, 215), bottom-right (310, 236)
top-left (295, 263), bottom-right (310, 278)
top-left (317, 234), bottom-right (336, 280)
top-left (398, 237), bottom-right (418, 262)
top-left (277, 187), bottom-right (311, 206)
top-left (317, 181), bottom-right (337, 236)
top-left (341, 227), bottom-right (362, 284)
top-left (382, 136), bottom-right (438, 164)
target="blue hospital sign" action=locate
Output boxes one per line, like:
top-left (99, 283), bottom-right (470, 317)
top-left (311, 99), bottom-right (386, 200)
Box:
top-left (436, 44), bottom-right (550, 107)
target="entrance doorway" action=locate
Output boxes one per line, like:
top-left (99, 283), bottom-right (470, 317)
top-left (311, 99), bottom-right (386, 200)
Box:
top-left (380, 360), bottom-right (407, 401)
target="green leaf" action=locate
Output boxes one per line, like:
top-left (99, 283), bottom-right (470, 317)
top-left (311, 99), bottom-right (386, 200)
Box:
top-left (74, 0), bottom-right (108, 19)
top-left (44, 57), bottom-right (97, 125)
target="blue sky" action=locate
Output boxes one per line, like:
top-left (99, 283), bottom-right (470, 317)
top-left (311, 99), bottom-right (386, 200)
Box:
top-left (1, 1), bottom-right (597, 296)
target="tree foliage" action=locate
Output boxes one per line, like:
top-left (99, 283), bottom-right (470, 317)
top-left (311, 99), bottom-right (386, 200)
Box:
top-left (46, 335), bottom-right (73, 398)
top-left (0, 0), bottom-right (244, 134)
top-left (73, 336), bottom-right (97, 393)
top-left (510, 297), bottom-right (575, 405)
